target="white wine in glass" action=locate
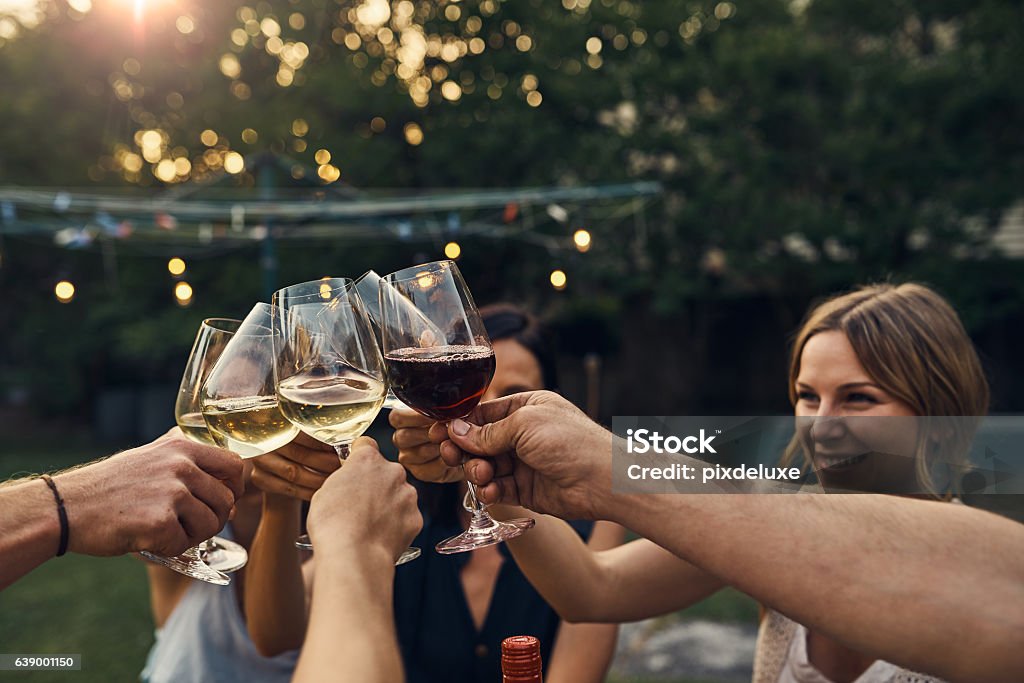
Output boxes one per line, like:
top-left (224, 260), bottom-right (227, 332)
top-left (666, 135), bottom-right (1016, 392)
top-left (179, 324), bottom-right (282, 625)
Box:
top-left (142, 318), bottom-right (242, 584)
top-left (277, 365), bottom-right (386, 445)
top-left (201, 395), bottom-right (299, 458)
top-left (201, 303), bottom-right (299, 460)
top-left (272, 277), bottom-right (419, 564)
top-left (174, 318), bottom-right (251, 576)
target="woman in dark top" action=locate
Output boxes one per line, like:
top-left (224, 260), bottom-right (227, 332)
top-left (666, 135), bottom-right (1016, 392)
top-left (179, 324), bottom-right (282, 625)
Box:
top-left (244, 304), bottom-right (621, 682)
top-left (390, 304), bottom-right (622, 683)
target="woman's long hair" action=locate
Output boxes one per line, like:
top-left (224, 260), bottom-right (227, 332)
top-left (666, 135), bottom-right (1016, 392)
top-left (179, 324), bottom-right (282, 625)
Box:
top-left (781, 283), bottom-right (989, 496)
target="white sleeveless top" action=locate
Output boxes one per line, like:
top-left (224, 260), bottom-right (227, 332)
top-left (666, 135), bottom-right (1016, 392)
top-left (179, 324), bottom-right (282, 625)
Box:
top-left (754, 610), bottom-right (945, 683)
top-left (140, 537), bottom-right (298, 683)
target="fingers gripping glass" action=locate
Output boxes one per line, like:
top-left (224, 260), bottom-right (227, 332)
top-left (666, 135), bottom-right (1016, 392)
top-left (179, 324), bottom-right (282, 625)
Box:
top-left (144, 318), bottom-right (245, 585)
top-left (272, 278), bottom-right (419, 565)
top-left (379, 261), bottom-right (534, 554)
top-left (176, 318), bottom-right (250, 575)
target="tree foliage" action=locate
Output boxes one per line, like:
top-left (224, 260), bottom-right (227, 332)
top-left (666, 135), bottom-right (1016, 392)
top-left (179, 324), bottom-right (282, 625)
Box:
top-left (1, 0), bottom-right (1023, 413)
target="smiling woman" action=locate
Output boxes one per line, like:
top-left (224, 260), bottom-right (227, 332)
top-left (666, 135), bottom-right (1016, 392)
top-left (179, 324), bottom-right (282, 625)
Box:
top-left (783, 283), bottom-right (990, 496)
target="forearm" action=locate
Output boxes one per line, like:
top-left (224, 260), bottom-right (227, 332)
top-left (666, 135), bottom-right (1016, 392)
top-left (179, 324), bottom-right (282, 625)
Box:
top-left (494, 506), bottom-right (722, 622)
top-left (293, 545), bottom-right (402, 683)
top-left (545, 620), bottom-right (619, 683)
top-left (0, 479), bottom-right (61, 591)
top-left (611, 492), bottom-right (1024, 682)
top-left (245, 494), bottom-right (307, 656)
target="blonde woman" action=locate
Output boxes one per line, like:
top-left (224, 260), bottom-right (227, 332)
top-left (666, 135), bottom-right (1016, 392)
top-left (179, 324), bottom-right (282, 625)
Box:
top-left (398, 283), bottom-right (1024, 683)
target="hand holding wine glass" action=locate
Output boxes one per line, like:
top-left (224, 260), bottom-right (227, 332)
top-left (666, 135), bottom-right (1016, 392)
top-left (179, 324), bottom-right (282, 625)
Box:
top-left (379, 260), bottom-right (535, 553)
top-left (140, 317), bottom-right (245, 585)
top-left (272, 278), bottom-right (419, 563)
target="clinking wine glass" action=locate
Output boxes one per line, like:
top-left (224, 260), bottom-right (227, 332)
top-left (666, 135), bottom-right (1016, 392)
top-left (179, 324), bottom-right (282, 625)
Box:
top-left (140, 318), bottom-right (241, 586)
top-left (353, 270), bottom-right (407, 411)
top-left (379, 260), bottom-right (535, 554)
top-left (174, 317), bottom-right (249, 576)
top-left (272, 278), bottom-right (420, 565)
top-left (201, 303), bottom-right (299, 461)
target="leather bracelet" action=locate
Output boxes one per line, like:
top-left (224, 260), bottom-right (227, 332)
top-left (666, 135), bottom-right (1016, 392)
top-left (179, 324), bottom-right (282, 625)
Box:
top-left (40, 474), bottom-right (69, 557)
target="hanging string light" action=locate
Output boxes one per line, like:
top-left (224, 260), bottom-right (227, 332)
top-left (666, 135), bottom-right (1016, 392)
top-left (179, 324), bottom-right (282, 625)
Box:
top-left (174, 281), bottom-right (193, 306)
top-left (444, 241), bottom-right (461, 259)
top-left (167, 257), bottom-right (186, 276)
top-left (55, 280), bottom-right (75, 303)
top-left (573, 229), bottom-right (591, 253)
top-left (549, 269), bottom-right (567, 291)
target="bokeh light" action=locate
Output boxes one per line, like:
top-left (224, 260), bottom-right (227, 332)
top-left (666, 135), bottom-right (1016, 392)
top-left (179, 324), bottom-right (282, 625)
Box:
top-left (55, 280), bottom-right (75, 303)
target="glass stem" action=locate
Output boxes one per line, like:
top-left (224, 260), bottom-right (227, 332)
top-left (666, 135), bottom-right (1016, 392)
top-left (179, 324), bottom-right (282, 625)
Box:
top-left (462, 473), bottom-right (487, 517)
top-left (334, 442), bottom-right (350, 463)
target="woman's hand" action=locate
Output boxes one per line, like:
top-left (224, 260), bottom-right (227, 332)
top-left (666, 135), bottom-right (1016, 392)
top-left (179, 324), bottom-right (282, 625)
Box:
top-left (389, 408), bottom-right (464, 483)
top-left (250, 432), bottom-right (339, 501)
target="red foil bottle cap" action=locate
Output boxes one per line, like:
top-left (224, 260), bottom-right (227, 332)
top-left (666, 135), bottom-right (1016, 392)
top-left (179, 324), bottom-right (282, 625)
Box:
top-left (501, 636), bottom-right (542, 682)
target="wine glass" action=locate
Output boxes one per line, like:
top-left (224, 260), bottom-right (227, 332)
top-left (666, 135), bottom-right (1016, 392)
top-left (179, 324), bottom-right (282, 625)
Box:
top-left (201, 303), bottom-right (299, 459)
top-left (173, 318), bottom-right (249, 575)
top-left (379, 260), bottom-right (535, 554)
top-left (138, 318), bottom-right (239, 586)
top-left (272, 278), bottom-right (420, 564)
top-left (353, 270), bottom-right (407, 411)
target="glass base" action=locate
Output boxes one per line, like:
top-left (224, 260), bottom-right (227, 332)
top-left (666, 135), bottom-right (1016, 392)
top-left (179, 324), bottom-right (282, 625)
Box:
top-left (140, 548), bottom-right (230, 585)
top-left (435, 515), bottom-right (535, 554)
top-left (294, 534), bottom-right (420, 566)
top-left (201, 536), bottom-right (249, 574)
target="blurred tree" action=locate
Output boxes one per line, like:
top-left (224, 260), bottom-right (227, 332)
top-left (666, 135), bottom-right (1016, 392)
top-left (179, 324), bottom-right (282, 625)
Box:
top-left (1, 0), bottom-right (1023, 415)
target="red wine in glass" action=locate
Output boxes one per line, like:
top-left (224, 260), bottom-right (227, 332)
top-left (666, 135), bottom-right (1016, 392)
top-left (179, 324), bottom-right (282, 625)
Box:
top-left (379, 260), bottom-right (535, 554)
top-left (384, 345), bottom-right (495, 421)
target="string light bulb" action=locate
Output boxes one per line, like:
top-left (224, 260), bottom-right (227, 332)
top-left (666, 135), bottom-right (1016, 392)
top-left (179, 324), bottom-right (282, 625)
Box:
top-left (573, 229), bottom-right (591, 252)
top-left (550, 269), bottom-right (567, 290)
top-left (167, 257), bottom-right (186, 276)
top-left (174, 281), bottom-right (193, 306)
top-left (444, 241), bottom-right (461, 259)
top-left (55, 280), bottom-right (75, 303)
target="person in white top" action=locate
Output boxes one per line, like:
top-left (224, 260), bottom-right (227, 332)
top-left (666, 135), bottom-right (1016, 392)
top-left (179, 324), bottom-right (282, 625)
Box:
top-left (398, 283), bottom-right (1024, 683)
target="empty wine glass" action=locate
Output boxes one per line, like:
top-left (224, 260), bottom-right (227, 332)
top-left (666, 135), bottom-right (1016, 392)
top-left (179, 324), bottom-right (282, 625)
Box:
top-left (379, 260), bottom-right (535, 554)
top-left (173, 318), bottom-right (249, 576)
top-left (272, 278), bottom-right (420, 564)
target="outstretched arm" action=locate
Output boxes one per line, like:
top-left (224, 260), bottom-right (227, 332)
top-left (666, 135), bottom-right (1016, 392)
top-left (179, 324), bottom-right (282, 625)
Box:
top-left (491, 507), bottom-right (724, 623)
top-left (245, 436), bottom-right (338, 656)
top-left (612, 490), bottom-right (1024, 683)
top-left (446, 391), bottom-right (1024, 683)
top-left (292, 438), bottom-right (421, 683)
top-left (1, 429), bottom-right (242, 592)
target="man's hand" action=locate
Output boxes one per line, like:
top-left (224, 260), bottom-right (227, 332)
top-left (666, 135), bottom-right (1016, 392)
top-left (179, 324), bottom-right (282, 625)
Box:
top-left (55, 428), bottom-right (244, 557)
top-left (250, 431), bottom-right (339, 501)
top-left (308, 437), bottom-right (422, 564)
top-left (389, 408), bottom-right (463, 483)
top-left (439, 391), bottom-right (613, 520)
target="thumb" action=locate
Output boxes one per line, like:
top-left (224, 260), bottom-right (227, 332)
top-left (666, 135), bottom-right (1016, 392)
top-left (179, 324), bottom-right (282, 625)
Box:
top-left (447, 413), bottom-right (522, 458)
